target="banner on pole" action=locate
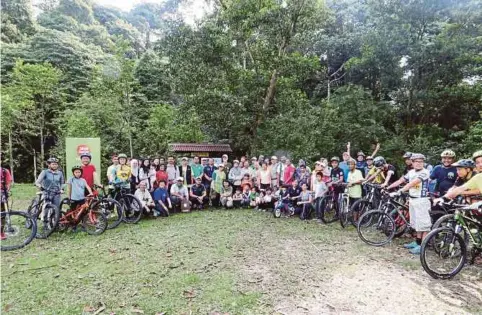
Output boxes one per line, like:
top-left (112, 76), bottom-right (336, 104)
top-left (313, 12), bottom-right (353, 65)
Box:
top-left (65, 138), bottom-right (101, 180)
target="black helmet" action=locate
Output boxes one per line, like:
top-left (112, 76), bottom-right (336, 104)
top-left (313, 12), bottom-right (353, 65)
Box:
top-left (403, 152), bottom-right (412, 159)
top-left (451, 159), bottom-right (475, 169)
top-left (47, 157), bottom-right (59, 164)
top-left (80, 153), bottom-right (92, 160)
top-left (373, 156), bottom-right (386, 168)
top-left (72, 165), bottom-right (83, 173)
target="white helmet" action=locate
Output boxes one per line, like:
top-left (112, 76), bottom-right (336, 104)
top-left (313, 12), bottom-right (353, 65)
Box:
top-left (440, 150), bottom-right (455, 158)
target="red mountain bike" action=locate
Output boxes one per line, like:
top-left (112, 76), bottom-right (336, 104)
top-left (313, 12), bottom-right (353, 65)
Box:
top-left (58, 194), bottom-right (107, 235)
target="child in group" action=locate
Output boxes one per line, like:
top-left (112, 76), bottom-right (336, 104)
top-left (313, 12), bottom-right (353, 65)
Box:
top-left (67, 165), bottom-right (94, 211)
top-left (249, 186), bottom-right (260, 209)
top-left (242, 186), bottom-right (251, 208)
top-left (152, 180), bottom-right (172, 217)
top-left (232, 188), bottom-right (243, 208)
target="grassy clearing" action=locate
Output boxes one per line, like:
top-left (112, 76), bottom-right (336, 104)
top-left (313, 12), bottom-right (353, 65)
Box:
top-left (1, 184), bottom-right (480, 314)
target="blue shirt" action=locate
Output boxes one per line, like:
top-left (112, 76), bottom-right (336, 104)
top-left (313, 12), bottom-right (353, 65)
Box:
top-left (67, 177), bottom-right (87, 201)
top-left (356, 160), bottom-right (367, 177)
top-left (338, 162), bottom-right (349, 182)
top-left (430, 165), bottom-right (457, 195)
top-left (203, 165), bottom-right (216, 186)
top-left (153, 187), bottom-right (169, 203)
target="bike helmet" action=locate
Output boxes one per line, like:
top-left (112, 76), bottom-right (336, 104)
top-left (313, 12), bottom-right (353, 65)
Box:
top-left (451, 159), bottom-right (475, 169)
top-left (373, 156), bottom-right (386, 168)
top-left (366, 156), bottom-right (373, 160)
top-left (118, 153), bottom-right (128, 159)
top-left (410, 153), bottom-right (425, 160)
top-left (47, 157), bottom-right (59, 164)
top-left (403, 152), bottom-right (412, 159)
top-left (357, 151), bottom-right (365, 157)
top-left (330, 156), bottom-right (340, 162)
top-left (472, 150), bottom-right (482, 160)
top-left (72, 165), bottom-right (83, 173)
top-left (440, 149), bottom-right (456, 158)
top-left (348, 158), bottom-right (356, 164)
top-left (80, 152), bottom-right (92, 160)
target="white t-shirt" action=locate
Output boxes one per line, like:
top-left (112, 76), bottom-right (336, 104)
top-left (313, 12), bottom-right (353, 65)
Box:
top-left (134, 189), bottom-right (153, 207)
top-left (403, 169), bottom-right (430, 198)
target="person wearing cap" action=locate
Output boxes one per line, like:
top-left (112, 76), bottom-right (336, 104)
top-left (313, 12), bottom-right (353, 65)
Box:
top-left (450, 159), bottom-right (477, 190)
top-left (387, 153), bottom-right (431, 255)
top-left (170, 176), bottom-right (189, 212)
top-left (295, 164), bottom-right (311, 189)
top-left (191, 156), bottom-right (204, 181)
top-left (114, 154), bottom-right (131, 189)
top-left (402, 152), bottom-right (413, 175)
top-left (355, 143), bottom-right (380, 177)
top-left (364, 156), bottom-right (374, 178)
top-left (283, 159), bottom-right (296, 186)
top-left (203, 158), bottom-right (216, 201)
top-left (221, 154), bottom-right (232, 175)
top-left (229, 160), bottom-right (243, 191)
top-left (445, 154), bottom-right (482, 201)
top-left (211, 164), bottom-right (226, 206)
top-left (269, 156), bottom-right (280, 188)
top-left (364, 156), bottom-right (384, 184)
top-left (190, 176), bottom-right (207, 210)
top-left (178, 157), bottom-right (193, 186)
top-left (35, 157), bottom-right (65, 209)
top-left (430, 150), bottom-right (457, 196)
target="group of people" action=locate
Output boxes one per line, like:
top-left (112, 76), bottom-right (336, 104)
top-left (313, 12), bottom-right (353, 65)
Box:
top-left (1, 144), bottom-right (482, 255)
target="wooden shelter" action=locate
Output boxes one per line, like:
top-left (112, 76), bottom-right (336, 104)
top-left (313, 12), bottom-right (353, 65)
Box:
top-left (168, 143), bottom-right (233, 158)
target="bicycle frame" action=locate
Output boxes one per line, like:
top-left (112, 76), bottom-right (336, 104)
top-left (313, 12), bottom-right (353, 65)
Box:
top-left (453, 209), bottom-right (482, 248)
top-left (60, 198), bottom-right (96, 226)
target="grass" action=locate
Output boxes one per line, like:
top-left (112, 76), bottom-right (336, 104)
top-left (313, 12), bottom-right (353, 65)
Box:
top-left (1, 184), bottom-right (481, 314)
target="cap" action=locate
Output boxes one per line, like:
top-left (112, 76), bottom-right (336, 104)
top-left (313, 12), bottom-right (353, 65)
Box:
top-left (251, 157), bottom-right (257, 161)
top-left (366, 156), bottom-right (373, 160)
top-left (195, 176), bottom-right (202, 180)
top-left (233, 160), bottom-right (239, 164)
top-left (181, 157), bottom-right (188, 161)
top-left (222, 154), bottom-right (228, 158)
top-left (176, 176), bottom-right (184, 181)
top-left (218, 163), bottom-right (224, 167)
top-left (271, 156), bottom-right (278, 160)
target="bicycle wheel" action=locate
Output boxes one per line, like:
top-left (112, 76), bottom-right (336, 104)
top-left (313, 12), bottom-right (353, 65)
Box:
top-left (339, 198), bottom-right (350, 228)
top-left (350, 199), bottom-right (371, 227)
top-left (357, 210), bottom-right (395, 246)
top-left (320, 196), bottom-right (337, 224)
top-left (388, 206), bottom-right (409, 238)
top-left (1, 211), bottom-right (37, 251)
top-left (420, 227), bottom-right (467, 279)
top-left (120, 194), bottom-right (142, 224)
top-left (35, 204), bottom-right (60, 239)
top-left (273, 207), bottom-right (281, 218)
top-left (98, 198), bottom-right (123, 229)
top-left (82, 204), bottom-right (108, 235)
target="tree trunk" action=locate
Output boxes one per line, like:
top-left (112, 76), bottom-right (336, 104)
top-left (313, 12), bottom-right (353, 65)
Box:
top-left (33, 149), bottom-right (37, 182)
top-left (263, 69), bottom-right (278, 111)
top-left (40, 127), bottom-right (44, 168)
top-left (8, 131), bottom-right (14, 182)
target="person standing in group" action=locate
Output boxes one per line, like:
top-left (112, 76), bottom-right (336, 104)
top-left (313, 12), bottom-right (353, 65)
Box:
top-left (387, 153), bottom-right (431, 255)
top-left (430, 150), bottom-right (457, 196)
top-left (154, 164), bottom-right (168, 189)
top-left (35, 157), bottom-right (64, 209)
top-left (166, 156), bottom-right (179, 192)
top-left (277, 156), bottom-right (287, 187)
top-left (229, 160), bottom-right (243, 191)
top-left (152, 157), bottom-right (160, 172)
top-left (313, 172), bottom-right (328, 223)
top-left (249, 157), bottom-right (259, 186)
top-left (203, 158), bottom-right (216, 200)
top-left (0, 155), bottom-right (12, 240)
top-left (241, 161), bottom-right (250, 178)
top-left (311, 161), bottom-right (324, 190)
top-left (402, 152), bottom-right (413, 175)
top-left (258, 162), bottom-right (271, 190)
top-left (130, 158), bottom-right (140, 192)
top-left (355, 143), bottom-right (380, 177)
top-left (347, 159), bottom-right (364, 220)
top-left (211, 164), bottom-right (226, 206)
top-left (67, 165), bottom-right (93, 211)
top-left (283, 159), bottom-right (296, 186)
top-left (178, 157), bottom-right (193, 186)
top-left (330, 156), bottom-right (345, 209)
top-left (114, 154), bottom-right (132, 190)
top-left (201, 158), bottom-right (207, 168)
top-left (80, 153), bottom-right (100, 192)
top-left (269, 156), bottom-right (280, 188)
top-left (107, 154), bottom-right (118, 190)
top-left (222, 154), bottom-right (232, 175)
top-left (191, 156), bottom-right (204, 180)
top-left (138, 158), bottom-right (155, 191)
top-left (296, 164), bottom-right (311, 189)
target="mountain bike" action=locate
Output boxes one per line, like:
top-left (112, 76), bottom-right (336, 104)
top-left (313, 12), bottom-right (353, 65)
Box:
top-left (350, 183), bottom-right (382, 226)
top-left (110, 183), bottom-right (142, 224)
top-left (57, 195), bottom-right (108, 235)
top-left (420, 201), bottom-right (482, 279)
top-left (1, 190), bottom-right (37, 251)
top-left (338, 183), bottom-right (351, 228)
top-left (93, 185), bottom-right (123, 229)
top-left (27, 188), bottom-right (61, 239)
top-left (318, 190), bottom-right (338, 224)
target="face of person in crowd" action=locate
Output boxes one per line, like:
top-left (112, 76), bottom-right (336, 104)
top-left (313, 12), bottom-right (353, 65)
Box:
top-left (222, 155), bottom-right (228, 162)
top-left (159, 164), bottom-right (165, 171)
top-left (331, 160), bottom-right (339, 168)
top-left (223, 181), bottom-right (229, 188)
top-left (301, 183), bottom-right (307, 191)
top-left (193, 157), bottom-right (199, 164)
top-left (112, 156), bottom-right (119, 165)
top-left (240, 156), bottom-right (246, 163)
top-left (476, 157), bottom-right (482, 173)
top-left (81, 156), bottom-right (91, 165)
top-left (442, 156), bottom-right (454, 167)
top-left (281, 157), bottom-right (286, 164)
top-left (132, 159), bottom-right (139, 167)
top-left (262, 163), bottom-right (268, 170)
top-left (264, 158), bottom-right (269, 165)
top-left (243, 161), bottom-right (249, 168)
top-left (366, 158), bottom-right (373, 166)
top-left (456, 167), bottom-right (471, 179)
top-left (233, 162), bottom-right (239, 168)
top-left (357, 155), bottom-right (364, 162)
top-left (195, 178), bottom-right (202, 185)
top-left (349, 160), bottom-right (356, 171)
top-left (251, 187), bottom-right (256, 193)
top-left (404, 158), bottom-right (412, 166)
top-left (218, 165), bottom-right (224, 172)
top-left (316, 173), bottom-right (322, 182)
top-left (182, 159), bottom-right (188, 166)
top-left (139, 182), bottom-right (146, 191)
top-left (119, 157), bottom-right (127, 165)
top-left (285, 159), bottom-right (291, 166)
top-left (152, 158), bottom-right (159, 166)
top-left (292, 180), bottom-right (298, 188)
top-left (315, 163), bottom-right (321, 171)
top-left (243, 174), bottom-right (250, 180)
top-left (208, 158), bottom-right (214, 166)
top-left (49, 162), bottom-right (59, 170)
top-left (412, 159), bottom-right (424, 170)
top-left (300, 166), bottom-right (306, 173)
top-left (73, 169), bottom-right (82, 178)
top-left (159, 158), bottom-right (165, 164)
top-left (342, 152), bottom-right (350, 162)
top-left (177, 180), bottom-right (183, 187)
top-left (143, 159), bottom-right (150, 167)
top-left (271, 157), bottom-right (278, 165)
top-left (159, 181), bottom-right (166, 188)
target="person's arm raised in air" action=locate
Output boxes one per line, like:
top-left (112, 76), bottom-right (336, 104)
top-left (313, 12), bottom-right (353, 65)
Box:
top-left (370, 143), bottom-right (381, 158)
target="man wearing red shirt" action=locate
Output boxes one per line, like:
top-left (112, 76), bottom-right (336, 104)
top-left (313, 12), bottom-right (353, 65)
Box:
top-left (1, 159), bottom-right (13, 240)
top-left (283, 159), bottom-right (296, 186)
top-left (80, 153), bottom-right (99, 191)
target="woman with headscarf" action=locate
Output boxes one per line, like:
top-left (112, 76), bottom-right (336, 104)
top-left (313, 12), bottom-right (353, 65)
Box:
top-left (130, 158), bottom-right (140, 191)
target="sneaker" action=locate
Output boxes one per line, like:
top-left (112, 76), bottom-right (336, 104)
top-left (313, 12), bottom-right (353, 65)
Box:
top-left (0, 232), bottom-right (6, 240)
top-left (409, 245), bottom-right (421, 255)
top-left (403, 241), bottom-right (418, 249)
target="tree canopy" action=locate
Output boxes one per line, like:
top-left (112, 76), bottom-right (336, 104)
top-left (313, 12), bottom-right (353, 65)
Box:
top-left (1, 0), bottom-right (481, 182)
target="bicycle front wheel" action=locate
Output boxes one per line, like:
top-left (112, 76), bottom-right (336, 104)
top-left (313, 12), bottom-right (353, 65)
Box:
top-left (120, 194), bottom-right (142, 224)
top-left (339, 198), bottom-right (350, 229)
top-left (357, 210), bottom-right (395, 246)
top-left (1, 211), bottom-right (37, 251)
top-left (36, 204), bottom-right (60, 239)
top-left (82, 204), bottom-right (108, 236)
top-left (420, 227), bottom-right (467, 279)
top-left (99, 198), bottom-right (123, 229)
top-left (320, 196), bottom-right (337, 224)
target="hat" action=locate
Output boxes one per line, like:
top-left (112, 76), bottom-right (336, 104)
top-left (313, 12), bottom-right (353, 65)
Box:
top-left (218, 163), bottom-right (224, 167)
top-left (233, 160), bottom-right (240, 164)
top-left (271, 156), bottom-right (278, 160)
top-left (366, 156), bottom-right (374, 160)
top-left (357, 151), bottom-right (365, 157)
top-left (195, 176), bottom-right (202, 180)
top-left (176, 176), bottom-right (184, 181)
top-left (181, 157), bottom-right (188, 161)
top-left (222, 154), bottom-right (228, 158)
top-left (251, 157), bottom-right (257, 161)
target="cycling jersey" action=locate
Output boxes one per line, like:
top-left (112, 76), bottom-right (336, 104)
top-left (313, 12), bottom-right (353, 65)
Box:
top-left (463, 173), bottom-right (482, 196)
top-left (368, 167), bottom-right (384, 184)
top-left (430, 165), bottom-right (457, 195)
top-left (381, 164), bottom-right (399, 184)
top-left (330, 167), bottom-right (344, 183)
top-left (403, 169), bottom-right (430, 198)
top-left (115, 165), bottom-right (131, 183)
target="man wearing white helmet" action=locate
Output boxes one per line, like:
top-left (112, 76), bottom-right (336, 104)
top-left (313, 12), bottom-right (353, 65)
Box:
top-left (387, 153), bottom-right (431, 255)
top-left (430, 149), bottom-right (457, 196)
top-left (445, 150), bottom-right (482, 200)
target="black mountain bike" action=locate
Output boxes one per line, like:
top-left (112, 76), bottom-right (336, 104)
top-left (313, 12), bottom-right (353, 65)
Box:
top-left (110, 183), bottom-right (142, 224)
top-left (27, 188), bottom-right (61, 239)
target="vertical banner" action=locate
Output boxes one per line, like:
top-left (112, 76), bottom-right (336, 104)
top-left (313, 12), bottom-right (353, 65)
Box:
top-left (65, 138), bottom-right (101, 181)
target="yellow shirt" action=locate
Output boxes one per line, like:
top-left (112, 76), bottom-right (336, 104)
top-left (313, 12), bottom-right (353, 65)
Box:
top-left (368, 167), bottom-right (384, 184)
top-left (116, 165), bottom-right (132, 182)
top-left (348, 169), bottom-right (364, 198)
top-left (463, 173), bottom-right (482, 195)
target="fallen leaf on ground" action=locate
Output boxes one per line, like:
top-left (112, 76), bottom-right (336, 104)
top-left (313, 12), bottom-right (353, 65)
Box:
top-left (4, 304), bottom-right (12, 312)
top-left (83, 305), bottom-right (95, 312)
